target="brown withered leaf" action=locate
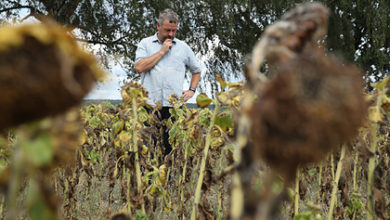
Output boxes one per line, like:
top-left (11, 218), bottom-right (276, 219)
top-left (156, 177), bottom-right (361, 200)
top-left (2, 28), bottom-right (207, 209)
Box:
top-left (373, 187), bottom-right (386, 219)
top-left (111, 213), bottom-right (131, 220)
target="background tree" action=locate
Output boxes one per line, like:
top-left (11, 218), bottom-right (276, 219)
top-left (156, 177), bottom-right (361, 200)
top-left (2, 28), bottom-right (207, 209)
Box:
top-left (1, 0), bottom-right (389, 92)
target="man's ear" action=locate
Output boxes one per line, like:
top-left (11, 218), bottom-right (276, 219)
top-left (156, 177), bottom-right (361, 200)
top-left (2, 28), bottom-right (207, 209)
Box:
top-left (157, 22), bottom-right (160, 30)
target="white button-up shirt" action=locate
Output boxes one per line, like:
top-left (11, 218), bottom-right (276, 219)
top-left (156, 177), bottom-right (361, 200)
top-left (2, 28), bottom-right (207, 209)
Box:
top-left (135, 33), bottom-right (203, 107)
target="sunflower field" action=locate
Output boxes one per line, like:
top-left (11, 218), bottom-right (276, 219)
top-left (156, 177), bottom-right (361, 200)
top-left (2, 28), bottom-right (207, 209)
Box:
top-left (0, 2), bottom-right (390, 220)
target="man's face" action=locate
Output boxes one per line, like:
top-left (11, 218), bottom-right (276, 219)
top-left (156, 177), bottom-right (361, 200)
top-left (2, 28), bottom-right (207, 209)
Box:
top-left (157, 19), bottom-right (178, 42)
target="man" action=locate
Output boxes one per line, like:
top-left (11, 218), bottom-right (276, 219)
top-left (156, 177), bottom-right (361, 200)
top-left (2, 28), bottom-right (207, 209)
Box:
top-left (135, 9), bottom-right (203, 156)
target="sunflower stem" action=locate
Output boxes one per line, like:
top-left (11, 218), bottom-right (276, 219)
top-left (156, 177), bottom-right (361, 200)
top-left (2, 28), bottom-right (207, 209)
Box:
top-left (132, 98), bottom-right (144, 213)
top-left (327, 145), bottom-right (346, 220)
top-left (294, 168), bottom-right (300, 216)
top-left (367, 122), bottom-right (378, 220)
top-left (353, 147), bottom-right (359, 193)
top-left (318, 162), bottom-right (323, 200)
top-left (191, 101), bottom-right (219, 220)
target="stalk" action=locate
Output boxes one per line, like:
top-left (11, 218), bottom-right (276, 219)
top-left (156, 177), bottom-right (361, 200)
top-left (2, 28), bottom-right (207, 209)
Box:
top-left (216, 145), bottom-right (225, 220)
top-left (230, 92), bottom-right (256, 219)
top-left (125, 166), bottom-right (131, 214)
top-left (64, 178), bottom-right (70, 216)
top-left (191, 101), bottom-right (219, 220)
top-left (327, 145), bottom-right (346, 220)
top-left (318, 162), bottom-right (322, 200)
top-left (168, 152), bottom-right (174, 183)
top-left (367, 122), bottom-right (378, 220)
top-left (330, 153), bottom-right (335, 181)
top-left (330, 153), bottom-right (337, 207)
top-left (178, 144), bottom-right (188, 218)
top-left (352, 149), bottom-right (359, 193)
top-left (132, 98), bottom-right (142, 193)
top-left (180, 143), bottom-right (189, 201)
top-left (230, 172), bottom-right (244, 220)
top-left (217, 190), bottom-right (223, 220)
top-left (294, 169), bottom-right (300, 216)
top-left (131, 98), bottom-right (144, 213)
top-left (6, 149), bottom-right (23, 220)
top-left (0, 195), bottom-right (4, 218)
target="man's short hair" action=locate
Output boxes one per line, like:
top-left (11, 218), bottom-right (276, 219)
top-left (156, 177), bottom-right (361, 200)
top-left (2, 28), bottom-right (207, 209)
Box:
top-left (158, 9), bottom-right (179, 24)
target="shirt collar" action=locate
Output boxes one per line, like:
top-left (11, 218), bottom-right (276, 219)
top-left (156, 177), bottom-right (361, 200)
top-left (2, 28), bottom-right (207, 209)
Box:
top-left (152, 33), bottom-right (176, 44)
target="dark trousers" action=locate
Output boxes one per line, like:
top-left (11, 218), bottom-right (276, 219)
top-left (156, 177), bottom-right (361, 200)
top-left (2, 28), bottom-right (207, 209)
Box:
top-left (145, 107), bottom-right (172, 156)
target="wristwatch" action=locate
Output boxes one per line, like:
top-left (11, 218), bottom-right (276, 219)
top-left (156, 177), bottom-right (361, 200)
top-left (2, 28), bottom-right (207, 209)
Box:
top-left (189, 87), bottom-right (196, 92)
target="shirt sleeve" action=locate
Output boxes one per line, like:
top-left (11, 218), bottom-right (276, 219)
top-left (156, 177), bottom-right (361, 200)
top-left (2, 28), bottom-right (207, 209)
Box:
top-left (185, 45), bottom-right (204, 74)
top-left (135, 39), bottom-right (147, 63)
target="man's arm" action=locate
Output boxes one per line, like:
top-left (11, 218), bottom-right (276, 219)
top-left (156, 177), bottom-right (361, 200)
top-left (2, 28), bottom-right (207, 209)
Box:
top-left (189, 72), bottom-right (201, 89)
top-left (135, 51), bottom-right (165, 73)
top-left (182, 72), bottom-right (201, 102)
top-left (135, 39), bottom-right (172, 74)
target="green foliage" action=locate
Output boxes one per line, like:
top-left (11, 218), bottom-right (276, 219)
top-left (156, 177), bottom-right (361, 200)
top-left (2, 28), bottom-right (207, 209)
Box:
top-left (345, 196), bottom-right (365, 218)
top-left (324, 0), bottom-right (390, 89)
top-left (196, 93), bottom-right (213, 108)
top-left (1, 78), bottom-right (390, 219)
top-left (20, 133), bottom-right (53, 166)
top-left (27, 181), bottom-right (57, 220)
top-left (308, 168), bottom-right (317, 177)
top-left (0, 159), bottom-right (7, 174)
top-left (135, 210), bottom-right (149, 220)
top-left (215, 112), bottom-right (234, 132)
top-left (84, 149), bottom-right (101, 164)
top-left (1, 0), bottom-right (388, 91)
top-left (294, 212), bottom-right (324, 220)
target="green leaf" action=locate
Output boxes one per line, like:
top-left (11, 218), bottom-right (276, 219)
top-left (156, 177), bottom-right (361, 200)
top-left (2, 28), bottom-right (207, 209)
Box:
top-left (21, 133), bottom-right (53, 166)
top-left (113, 120), bottom-right (125, 134)
top-left (86, 149), bottom-right (101, 164)
top-left (215, 115), bottom-right (234, 132)
top-left (293, 212), bottom-right (311, 220)
top-left (211, 137), bottom-right (224, 148)
top-left (118, 131), bottom-right (131, 143)
top-left (135, 209), bottom-right (149, 220)
top-left (372, 75), bottom-right (390, 90)
top-left (216, 73), bottom-right (227, 90)
top-left (27, 181), bottom-right (57, 220)
top-left (169, 108), bottom-right (184, 118)
top-left (168, 124), bottom-right (178, 145)
top-left (0, 159), bottom-right (7, 174)
top-left (228, 81), bottom-right (244, 90)
top-left (196, 93), bottom-right (213, 108)
top-left (199, 108), bottom-right (212, 127)
top-left (89, 116), bottom-right (102, 129)
top-left (308, 168), bottom-right (317, 177)
top-left (138, 107), bottom-right (149, 123)
top-left (101, 101), bottom-right (116, 110)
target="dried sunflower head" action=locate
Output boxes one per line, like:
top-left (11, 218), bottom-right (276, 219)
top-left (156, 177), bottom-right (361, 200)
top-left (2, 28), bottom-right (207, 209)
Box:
top-left (249, 51), bottom-right (368, 181)
top-left (168, 93), bottom-right (181, 108)
top-left (0, 22), bottom-right (105, 130)
top-left (121, 81), bottom-right (148, 106)
top-left (238, 2), bottom-right (368, 182)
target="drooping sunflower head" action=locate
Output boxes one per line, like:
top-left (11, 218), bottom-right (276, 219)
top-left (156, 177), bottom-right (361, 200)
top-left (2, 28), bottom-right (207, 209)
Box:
top-left (0, 21), bottom-right (105, 130)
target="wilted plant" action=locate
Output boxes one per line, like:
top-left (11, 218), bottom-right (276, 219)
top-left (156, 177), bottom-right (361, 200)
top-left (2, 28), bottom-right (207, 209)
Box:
top-left (1, 4), bottom-right (389, 220)
top-left (0, 21), bottom-right (104, 130)
top-left (234, 2), bottom-right (368, 219)
top-left (249, 52), bottom-right (367, 181)
top-left (0, 20), bottom-right (103, 219)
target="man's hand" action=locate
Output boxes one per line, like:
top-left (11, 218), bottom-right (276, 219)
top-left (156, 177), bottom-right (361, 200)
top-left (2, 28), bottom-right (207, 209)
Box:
top-left (182, 90), bottom-right (195, 102)
top-left (161, 39), bottom-right (172, 54)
